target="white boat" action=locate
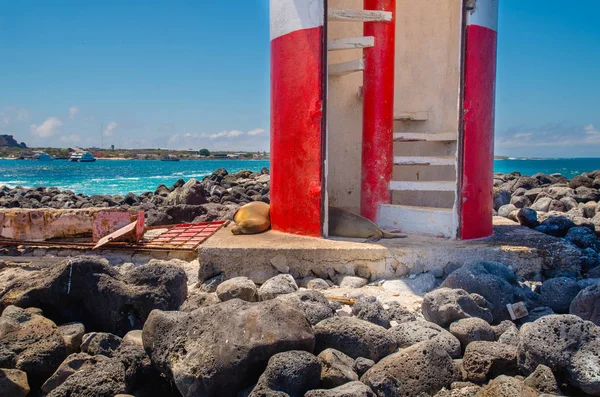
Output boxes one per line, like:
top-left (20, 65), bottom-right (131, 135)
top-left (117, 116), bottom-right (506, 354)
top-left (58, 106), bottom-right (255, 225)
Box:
top-left (69, 151), bottom-right (96, 162)
top-left (31, 152), bottom-right (53, 161)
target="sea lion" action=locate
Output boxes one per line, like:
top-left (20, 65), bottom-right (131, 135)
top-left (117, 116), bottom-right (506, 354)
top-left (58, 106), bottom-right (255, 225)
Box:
top-left (328, 206), bottom-right (405, 242)
top-left (231, 201), bottom-right (271, 235)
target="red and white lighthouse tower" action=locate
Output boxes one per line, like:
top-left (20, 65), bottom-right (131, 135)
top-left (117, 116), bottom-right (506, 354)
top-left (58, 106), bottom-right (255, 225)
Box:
top-left (270, 0), bottom-right (499, 240)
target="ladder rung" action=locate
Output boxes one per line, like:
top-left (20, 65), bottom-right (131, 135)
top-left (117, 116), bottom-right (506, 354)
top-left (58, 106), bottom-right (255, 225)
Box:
top-left (328, 59), bottom-right (365, 76)
top-left (395, 111), bottom-right (429, 121)
top-left (394, 156), bottom-right (455, 166)
top-left (328, 9), bottom-right (393, 22)
top-left (328, 36), bottom-right (375, 51)
top-left (390, 181), bottom-right (455, 191)
top-left (394, 132), bottom-right (457, 142)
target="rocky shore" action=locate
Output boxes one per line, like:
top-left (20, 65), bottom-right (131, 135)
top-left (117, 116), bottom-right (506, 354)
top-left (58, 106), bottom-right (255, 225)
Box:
top-left (0, 169), bottom-right (599, 396)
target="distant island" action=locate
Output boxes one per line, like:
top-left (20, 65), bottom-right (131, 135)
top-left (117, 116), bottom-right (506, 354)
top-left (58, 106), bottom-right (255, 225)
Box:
top-left (0, 135), bottom-right (27, 149)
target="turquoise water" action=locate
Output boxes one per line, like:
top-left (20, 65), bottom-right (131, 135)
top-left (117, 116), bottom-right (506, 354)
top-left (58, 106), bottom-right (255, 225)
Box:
top-left (0, 159), bottom-right (270, 196)
top-left (1, 158), bottom-right (599, 196)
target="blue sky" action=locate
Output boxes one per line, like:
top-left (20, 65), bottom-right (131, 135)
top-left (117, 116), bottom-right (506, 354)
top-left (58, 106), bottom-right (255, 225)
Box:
top-left (0, 1), bottom-right (598, 157)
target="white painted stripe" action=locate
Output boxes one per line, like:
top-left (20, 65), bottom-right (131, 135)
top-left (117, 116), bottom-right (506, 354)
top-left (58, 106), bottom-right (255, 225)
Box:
top-left (328, 59), bottom-right (365, 76)
top-left (327, 36), bottom-right (374, 51)
top-left (467, 0), bottom-right (498, 31)
top-left (328, 9), bottom-right (392, 22)
top-left (389, 181), bottom-right (456, 191)
top-left (393, 156), bottom-right (455, 166)
top-left (378, 204), bottom-right (455, 238)
top-left (270, 0), bottom-right (324, 41)
top-left (393, 132), bottom-right (457, 142)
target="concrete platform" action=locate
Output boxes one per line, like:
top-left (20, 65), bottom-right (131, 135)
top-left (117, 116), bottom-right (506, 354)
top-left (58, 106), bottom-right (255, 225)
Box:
top-left (198, 217), bottom-right (583, 283)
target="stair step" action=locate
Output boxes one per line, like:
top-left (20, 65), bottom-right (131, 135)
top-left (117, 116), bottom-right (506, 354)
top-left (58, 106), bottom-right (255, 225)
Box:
top-left (394, 132), bottom-right (457, 142)
top-left (328, 36), bottom-right (375, 51)
top-left (394, 156), bottom-right (455, 166)
top-left (395, 111), bottom-right (429, 121)
top-left (328, 9), bottom-right (393, 22)
top-left (378, 204), bottom-right (455, 238)
top-left (389, 181), bottom-right (455, 191)
top-left (328, 59), bottom-right (365, 76)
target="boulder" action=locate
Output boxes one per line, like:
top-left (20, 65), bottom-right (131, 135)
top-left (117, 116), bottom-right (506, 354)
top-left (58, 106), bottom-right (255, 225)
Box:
top-left (191, 203), bottom-right (238, 223)
top-left (385, 301), bottom-right (418, 324)
top-left (306, 278), bottom-right (330, 290)
top-left (461, 342), bottom-right (518, 382)
top-left (449, 318), bottom-right (496, 351)
top-left (317, 348), bottom-right (359, 388)
top-left (143, 299), bottom-right (315, 397)
top-left (536, 215), bottom-right (576, 237)
top-left (258, 274), bottom-right (298, 301)
top-left (510, 195), bottom-right (531, 209)
top-left (80, 332), bottom-right (122, 357)
top-left (58, 322), bottom-right (85, 355)
top-left (440, 262), bottom-right (518, 323)
top-left (41, 353), bottom-right (127, 397)
top-left (197, 273), bottom-right (227, 293)
top-left (216, 276), bottom-right (258, 302)
top-left (389, 320), bottom-right (462, 358)
top-left (305, 381), bottom-right (376, 397)
top-left (0, 306), bottom-right (68, 388)
top-left (498, 204), bottom-right (517, 218)
top-left (498, 326), bottom-right (519, 347)
top-left (476, 375), bottom-right (539, 397)
top-left (0, 368), bottom-right (29, 397)
top-left (565, 226), bottom-right (600, 251)
top-left (0, 256), bottom-right (188, 336)
top-left (362, 340), bottom-right (459, 397)
top-left (165, 178), bottom-right (207, 205)
top-left (516, 208), bottom-right (539, 228)
top-left (523, 364), bottom-right (562, 395)
top-left (531, 197), bottom-right (552, 212)
top-left (575, 186), bottom-right (600, 202)
top-left (180, 291), bottom-right (220, 312)
top-left (493, 189), bottom-right (512, 211)
top-left (313, 317), bottom-right (397, 362)
top-left (540, 277), bottom-right (582, 313)
top-left (517, 314), bottom-right (600, 395)
top-left (422, 288), bottom-right (493, 327)
top-left (250, 351), bottom-right (321, 397)
top-left (569, 282), bottom-right (600, 325)
top-left (352, 296), bottom-right (390, 328)
top-left (354, 358), bottom-right (375, 377)
top-left (569, 176), bottom-right (594, 189)
top-left (275, 289), bottom-right (335, 326)
top-left (335, 275), bottom-right (368, 288)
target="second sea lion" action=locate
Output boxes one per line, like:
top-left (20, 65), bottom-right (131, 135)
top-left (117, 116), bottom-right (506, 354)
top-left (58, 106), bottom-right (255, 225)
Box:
top-left (328, 206), bottom-right (405, 242)
top-left (231, 201), bottom-right (271, 235)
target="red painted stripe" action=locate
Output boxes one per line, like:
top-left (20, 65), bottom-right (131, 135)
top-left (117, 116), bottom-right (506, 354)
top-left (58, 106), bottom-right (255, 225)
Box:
top-left (361, 0), bottom-right (395, 222)
top-left (460, 25), bottom-right (498, 239)
top-left (270, 27), bottom-right (324, 237)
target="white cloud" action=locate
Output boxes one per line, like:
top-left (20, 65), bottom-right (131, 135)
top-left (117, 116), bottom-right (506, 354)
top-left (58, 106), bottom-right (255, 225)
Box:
top-left (247, 128), bottom-right (266, 136)
top-left (209, 130), bottom-right (243, 140)
top-left (30, 117), bottom-right (63, 137)
top-left (17, 108), bottom-right (29, 121)
top-left (60, 134), bottom-right (81, 144)
top-left (584, 124), bottom-right (598, 135)
top-left (103, 121), bottom-right (118, 136)
top-left (68, 106), bottom-right (79, 119)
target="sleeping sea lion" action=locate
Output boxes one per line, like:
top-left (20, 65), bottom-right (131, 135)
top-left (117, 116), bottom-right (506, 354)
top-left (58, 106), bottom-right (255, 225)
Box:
top-left (328, 206), bottom-right (405, 242)
top-left (231, 201), bottom-right (271, 235)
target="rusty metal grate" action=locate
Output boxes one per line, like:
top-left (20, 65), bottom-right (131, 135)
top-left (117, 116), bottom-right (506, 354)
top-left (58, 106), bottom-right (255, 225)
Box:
top-left (143, 221), bottom-right (227, 249)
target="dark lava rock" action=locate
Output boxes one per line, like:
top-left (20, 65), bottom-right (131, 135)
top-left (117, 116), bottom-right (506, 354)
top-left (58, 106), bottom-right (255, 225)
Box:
top-left (0, 256), bottom-right (187, 336)
top-left (540, 277), bottom-right (582, 313)
top-left (523, 364), bottom-right (562, 395)
top-left (316, 348), bottom-right (358, 388)
top-left (197, 273), bottom-right (226, 293)
top-left (517, 314), bottom-right (600, 395)
top-left (80, 332), bottom-right (122, 357)
top-left (0, 306), bottom-right (68, 388)
top-left (461, 341), bottom-right (518, 383)
top-left (166, 178), bottom-right (207, 205)
top-left (440, 262), bottom-right (518, 323)
top-left (565, 226), bottom-right (600, 251)
top-left (422, 288), bottom-right (494, 327)
top-left (569, 281), bottom-right (600, 325)
top-left (258, 274), bottom-right (298, 301)
top-left (275, 289), bottom-right (335, 326)
top-left (352, 296), bottom-right (390, 328)
top-left (449, 318), bottom-right (496, 351)
top-left (143, 299), bottom-right (315, 397)
top-left (569, 175), bottom-right (594, 189)
top-left (305, 381), bottom-right (376, 397)
top-left (385, 301), bottom-right (418, 324)
top-left (179, 291), bottom-right (220, 312)
top-left (361, 340), bottom-right (459, 397)
top-left (250, 350), bottom-right (321, 397)
top-left (389, 320), bottom-right (462, 358)
top-left (0, 368), bottom-right (30, 397)
top-left (314, 317), bottom-right (397, 362)
top-left (575, 186), bottom-right (600, 202)
top-left (536, 215), bottom-right (576, 237)
top-left (354, 357), bottom-right (375, 377)
top-left (191, 203), bottom-right (238, 223)
top-left (493, 189), bottom-right (512, 211)
top-left (41, 353), bottom-right (127, 397)
top-left (520, 306), bottom-right (555, 324)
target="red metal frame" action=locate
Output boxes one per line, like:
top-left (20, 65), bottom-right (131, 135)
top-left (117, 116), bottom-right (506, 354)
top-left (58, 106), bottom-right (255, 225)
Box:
top-left (361, 0), bottom-right (396, 222)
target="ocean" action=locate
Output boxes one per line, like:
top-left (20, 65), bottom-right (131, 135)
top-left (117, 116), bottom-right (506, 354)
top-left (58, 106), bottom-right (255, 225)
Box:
top-left (0, 158), bottom-right (599, 196)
